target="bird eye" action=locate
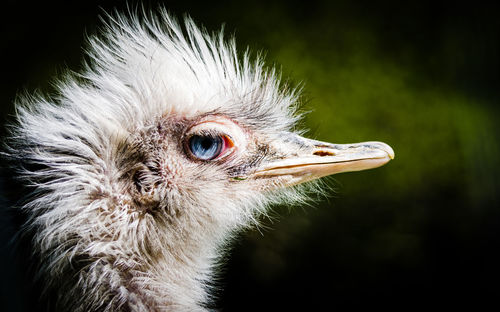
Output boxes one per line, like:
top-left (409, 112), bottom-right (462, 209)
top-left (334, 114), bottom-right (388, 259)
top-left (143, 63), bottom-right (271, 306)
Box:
top-left (188, 135), bottom-right (226, 160)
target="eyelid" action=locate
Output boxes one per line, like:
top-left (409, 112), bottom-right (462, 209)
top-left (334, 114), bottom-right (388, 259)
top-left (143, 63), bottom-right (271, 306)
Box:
top-left (218, 135), bottom-right (234, 159)
top-left (222, 135), bottom-right (234, 148)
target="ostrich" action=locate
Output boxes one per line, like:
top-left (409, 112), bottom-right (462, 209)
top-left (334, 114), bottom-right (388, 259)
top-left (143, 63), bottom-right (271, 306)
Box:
top-left (5, 10), bottom-right (394, 312)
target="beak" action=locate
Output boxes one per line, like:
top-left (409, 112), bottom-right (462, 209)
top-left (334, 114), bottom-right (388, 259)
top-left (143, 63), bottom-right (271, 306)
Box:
top-left (253, 134), bottom-right (395, 187)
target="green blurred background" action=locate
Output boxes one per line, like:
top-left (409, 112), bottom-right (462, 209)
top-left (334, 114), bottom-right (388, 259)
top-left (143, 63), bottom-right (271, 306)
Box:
top-left (1, 0), bottom-right (499, 310)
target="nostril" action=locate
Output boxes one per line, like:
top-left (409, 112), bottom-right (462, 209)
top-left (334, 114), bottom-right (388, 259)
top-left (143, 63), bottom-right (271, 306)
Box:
top-left (313, 150), bottom-right (335, 157)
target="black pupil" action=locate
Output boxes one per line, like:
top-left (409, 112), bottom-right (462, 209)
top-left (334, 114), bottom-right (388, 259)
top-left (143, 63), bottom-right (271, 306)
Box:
top-left (200, 137), bottom-right (214, 149)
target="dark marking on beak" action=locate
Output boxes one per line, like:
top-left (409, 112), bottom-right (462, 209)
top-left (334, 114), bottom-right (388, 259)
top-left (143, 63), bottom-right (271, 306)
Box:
top-left (313, 150), bottom-right (336, 157)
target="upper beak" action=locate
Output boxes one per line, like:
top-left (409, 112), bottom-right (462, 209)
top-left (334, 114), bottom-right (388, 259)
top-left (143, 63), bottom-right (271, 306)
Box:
top-left (253, 134), bottom-right (395, 187)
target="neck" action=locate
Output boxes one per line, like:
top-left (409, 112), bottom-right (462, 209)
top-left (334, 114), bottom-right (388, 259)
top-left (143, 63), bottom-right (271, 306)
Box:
top-left (59, 211), bottom-right (230, 312)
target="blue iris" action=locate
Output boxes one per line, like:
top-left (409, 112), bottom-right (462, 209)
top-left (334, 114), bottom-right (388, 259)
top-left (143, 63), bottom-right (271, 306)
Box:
top-left (189, 135), bottom-right (223, 160)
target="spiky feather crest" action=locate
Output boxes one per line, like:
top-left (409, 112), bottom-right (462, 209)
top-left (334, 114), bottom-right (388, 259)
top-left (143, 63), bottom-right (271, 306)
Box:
top-left (5, 9), bottom-right (310, 312)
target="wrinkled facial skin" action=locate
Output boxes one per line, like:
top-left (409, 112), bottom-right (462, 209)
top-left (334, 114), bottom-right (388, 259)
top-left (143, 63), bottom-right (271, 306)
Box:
top-left (116, 112), bottom-right (393, 220)
top-left (117, 114), bottom-right (270, 216)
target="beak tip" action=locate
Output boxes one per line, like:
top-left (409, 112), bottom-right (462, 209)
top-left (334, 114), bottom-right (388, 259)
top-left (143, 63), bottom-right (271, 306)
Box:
top-left (375, 141), bottom-right (395, 160)
top-left (387, 146), bottom-right (395, 160)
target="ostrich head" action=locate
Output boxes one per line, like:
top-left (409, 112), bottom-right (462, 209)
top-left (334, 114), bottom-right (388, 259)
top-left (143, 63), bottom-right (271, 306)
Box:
top-left (6, 10), bottom-right (394, 312)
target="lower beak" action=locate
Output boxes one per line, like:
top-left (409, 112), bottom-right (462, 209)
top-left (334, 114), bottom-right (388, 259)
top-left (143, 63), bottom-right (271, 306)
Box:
top-left (253, 135), bottom-right (395, 187)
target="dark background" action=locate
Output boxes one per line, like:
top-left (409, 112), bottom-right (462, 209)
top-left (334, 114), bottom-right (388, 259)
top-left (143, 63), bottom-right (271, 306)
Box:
top-left (1, 0), bottom-right (499, 310)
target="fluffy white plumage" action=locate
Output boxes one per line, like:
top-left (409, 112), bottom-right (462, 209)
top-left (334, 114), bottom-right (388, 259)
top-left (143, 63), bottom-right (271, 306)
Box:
top-left (6, 8), bottom-right (393, 312)
top-left (8, 10), bottom-right (306, 312)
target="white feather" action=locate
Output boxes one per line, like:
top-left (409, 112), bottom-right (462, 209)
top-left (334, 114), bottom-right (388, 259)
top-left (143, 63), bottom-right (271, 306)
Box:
top-left (6, 9), bottom-right (308, 312)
